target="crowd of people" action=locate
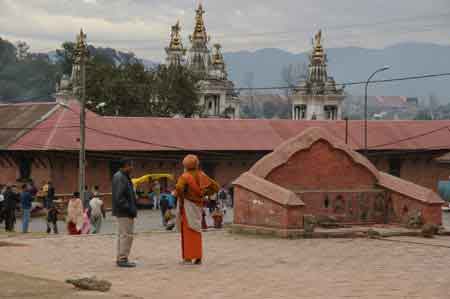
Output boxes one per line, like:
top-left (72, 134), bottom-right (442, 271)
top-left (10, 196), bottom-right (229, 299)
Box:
top-left (1, 155), bottom-right (232, 268)
top-left (0, 179), bottom-right (232, 236)
top-left (0, 181), bottom-right (107, 235)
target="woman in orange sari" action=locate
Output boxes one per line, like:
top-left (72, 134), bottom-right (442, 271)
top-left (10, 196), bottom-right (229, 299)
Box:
top-left (176, 154), bottom-right (219, 265)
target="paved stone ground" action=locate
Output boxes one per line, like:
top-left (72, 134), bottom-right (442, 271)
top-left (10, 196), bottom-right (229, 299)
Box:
top-left (5, 210), bottom-right (450, 235)
top-left (1, 231), bottom-right (450, 298)
top-left (0, 271), bottom-right (124, 299)
top-left (3, 208), bottom-right (233, 234)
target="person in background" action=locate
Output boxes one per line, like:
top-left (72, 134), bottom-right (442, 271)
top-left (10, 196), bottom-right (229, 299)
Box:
top-left (218, 187), bottom-right (228, 208)
top-left (169, 191), bottom-right (177, 209)
top-left (159, 190), bottom-right (170, 226)
top-left (89, 192), bottom-right (106, 234)
top-left (153, 180), bottom-right (161, 210)
top-left (45, 182), bottom-right (55, 209)
top-left (176, 154), bottom-right (220, 265)
top-left (67, 192), bottom-right (83, 235)
top-left (46, 203), bottom-right (59, 234)
top-left (228, 185), bottom-right (234, 208)
top-left (81, 209), bottom-right (91, 234)
top-left (29, 181), bottom-right (38, 199)
top-left (112, 158), bottom-right (138, 268)
top-left (93, 185), bottom-right (100, 193)
top-left (165, 208), bottom-right (176, 231)
top-left (3, 185), bottom-right (17, 232)
top-left (83, 185), bottom-right (93, 211)
top-left (20, 184), bottom-right (32, 233)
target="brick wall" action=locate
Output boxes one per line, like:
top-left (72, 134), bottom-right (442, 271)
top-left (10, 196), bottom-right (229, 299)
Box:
top-left (371, 155), bottom-right (450, 192)
top-left (267, 141), bottom-right (377, 190)
top-left (299, 190), bottom-right (387, 224)
top-left (389, 192), bottom-right (442, 225)
top-left (234, 187), bottom-right (303, 229)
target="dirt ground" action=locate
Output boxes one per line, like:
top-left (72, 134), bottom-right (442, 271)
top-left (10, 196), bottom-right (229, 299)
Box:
top-left (1, 231), bottom-right (450, 299)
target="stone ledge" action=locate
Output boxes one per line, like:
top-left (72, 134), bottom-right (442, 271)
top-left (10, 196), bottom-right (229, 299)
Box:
top-left (230, 224), bottom-right (449, 239)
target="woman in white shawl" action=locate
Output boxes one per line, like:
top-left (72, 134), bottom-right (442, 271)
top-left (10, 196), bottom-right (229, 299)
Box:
top-left (67, 192), bottom-right (83, 235)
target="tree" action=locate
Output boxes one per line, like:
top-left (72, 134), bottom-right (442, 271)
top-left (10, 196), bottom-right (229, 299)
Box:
top-left (15, 41), bottom-right (30, 61)
top-left (0, 37), bottom-right (58, 101)
top-left (262, 101), bottom-right (278, 119)
top-left (280, 62), bottom-right (308, 96)
top-left (0, 38), bottom-right (16, 70)
top-left (153, 64), bottom-right (200, 117)
top-left (56, 42), bottom-right (75, 76)
top-left (83, 51), bottom-right (199, 117)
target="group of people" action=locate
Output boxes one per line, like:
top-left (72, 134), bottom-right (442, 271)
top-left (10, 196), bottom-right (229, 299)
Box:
top-left (112, 155), bottom-right (220, 268)
top-left (66, 186), bottom-right (106, 235)
top-left (1, 154), bottom-right (227, 268)
top-left (0, 181), bottom-right (56, 233)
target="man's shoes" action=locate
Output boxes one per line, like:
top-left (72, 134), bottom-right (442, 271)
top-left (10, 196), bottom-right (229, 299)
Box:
top-left (116, 260), bottom-right (137, 268)
top-left (194, 259), bottom-right (202, 265)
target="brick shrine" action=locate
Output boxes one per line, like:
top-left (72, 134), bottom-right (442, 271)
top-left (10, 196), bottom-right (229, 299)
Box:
top-left (233, 127), bottom-right (444, 237)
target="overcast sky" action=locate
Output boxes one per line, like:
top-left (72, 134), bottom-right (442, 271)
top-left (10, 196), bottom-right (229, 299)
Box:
top-left (1, 0), bottom-right (449, 61)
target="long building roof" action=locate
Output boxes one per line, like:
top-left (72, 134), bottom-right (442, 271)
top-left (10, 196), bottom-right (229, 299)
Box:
top-left (6, 100), bottom-right (450, 152)
top-left (0, 102), bottom-right (58, 148)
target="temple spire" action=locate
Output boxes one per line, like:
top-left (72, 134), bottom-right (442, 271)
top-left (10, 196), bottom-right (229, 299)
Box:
top-left (211, 43), bottom-right (227, 79)
top-left (190, 3), bottom-right (209, 48)
top-left (165, 20), bottom-right (186, 66)
top-left (311, 29), bottom-right (326, 64)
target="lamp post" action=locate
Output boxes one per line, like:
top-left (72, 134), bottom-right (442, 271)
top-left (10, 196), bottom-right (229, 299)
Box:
top-left (364, 66), bottom-right (390, 156)
top-left (73, 29), bottom-right (88, 204)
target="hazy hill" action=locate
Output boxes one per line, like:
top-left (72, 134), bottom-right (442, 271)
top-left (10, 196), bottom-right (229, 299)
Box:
top-left (224, 42), bottom-right (450, 100)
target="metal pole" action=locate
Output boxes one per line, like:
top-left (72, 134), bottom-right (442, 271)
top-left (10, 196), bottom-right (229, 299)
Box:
top-left (345, 117), bottom-right (349, 145)
top-left (78, 31), bottom-right (87, 205)
top-left (364, 81), bottom-right (369, 156)
top-left (364, 66), bottom-right (390, 157)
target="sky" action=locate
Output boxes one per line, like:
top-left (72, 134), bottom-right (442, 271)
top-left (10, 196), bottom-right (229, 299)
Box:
top-left (0, 0), bottom-right (449, 61)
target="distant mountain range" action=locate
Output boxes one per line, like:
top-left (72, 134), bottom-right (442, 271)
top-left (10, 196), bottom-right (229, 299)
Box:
top-left (223, 42), bottom-right (450, 101)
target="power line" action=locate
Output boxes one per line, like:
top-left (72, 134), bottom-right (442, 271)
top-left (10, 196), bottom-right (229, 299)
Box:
top-left (46, 71), bottom-right (450, 91)
top-left (235, 72), bottom-right (450, 91)
top-left (368, 125), bottom-right (450, 149)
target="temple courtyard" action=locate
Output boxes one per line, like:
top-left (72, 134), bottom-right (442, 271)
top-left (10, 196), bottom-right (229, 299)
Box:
top-left (1, 230), bottom-right (450, 298)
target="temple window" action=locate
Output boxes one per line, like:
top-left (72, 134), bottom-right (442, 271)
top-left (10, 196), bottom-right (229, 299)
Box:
top-left (294, 105), bottom-right (307, 120)
top-left (324, 105), bottom-right (338, 120)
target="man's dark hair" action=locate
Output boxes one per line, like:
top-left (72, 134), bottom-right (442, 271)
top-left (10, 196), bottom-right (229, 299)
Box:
top-left (118, 158), bottom-right (133, 169)
top-left (73, 191), bottom-right (80, 197)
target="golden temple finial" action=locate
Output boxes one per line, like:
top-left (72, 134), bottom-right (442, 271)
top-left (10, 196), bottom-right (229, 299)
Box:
top-left (168, 20), bottom-right (183, 50)
top-left (212, 43), bottom-right (224, 66)
top-left (311, 29), bottom-right (325, 64)
top-left (314, 29), bottom-right (322, 47)
top-left (191, 2), bottom-right (208, 43)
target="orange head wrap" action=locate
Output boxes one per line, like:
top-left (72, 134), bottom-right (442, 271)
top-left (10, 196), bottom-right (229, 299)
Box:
top-left (182, 154), bottom-right (199, 170)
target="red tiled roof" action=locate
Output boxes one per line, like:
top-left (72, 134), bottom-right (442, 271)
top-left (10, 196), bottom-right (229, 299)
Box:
top-left (0, 102), bottom-right (58, 148)
top-left (8, 100), bottom-right (450, 152)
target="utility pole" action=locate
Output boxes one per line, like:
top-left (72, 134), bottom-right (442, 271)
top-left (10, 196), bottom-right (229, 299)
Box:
top-left (364, 66), bottom-right (390, 156)
top-left (74, 29), bottom-right (88, 204)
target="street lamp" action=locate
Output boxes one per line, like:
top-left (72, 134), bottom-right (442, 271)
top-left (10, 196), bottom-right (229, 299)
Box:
top-left (364, 66), bottom-right (390, 156)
